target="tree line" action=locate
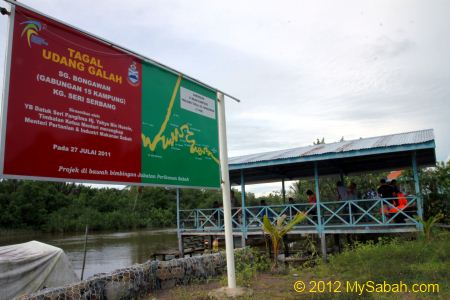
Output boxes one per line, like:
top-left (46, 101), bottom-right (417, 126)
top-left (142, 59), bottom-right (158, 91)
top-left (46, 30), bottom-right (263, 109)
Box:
top-left (0, 181), bottom-right (222, 232)
top-left (0, 162), bottom-right (447, 232)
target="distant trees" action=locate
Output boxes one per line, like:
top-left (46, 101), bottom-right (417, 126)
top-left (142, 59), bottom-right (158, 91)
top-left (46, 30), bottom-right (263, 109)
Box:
top-left (313, 137), bottom-right (325, 145)
top-left (1, 161), bottom-right (447, 232)
top-left (0, 181), bottom-right (177, 232)
top-left (0, 179), bottom-right (259, 232)
top-left (312, 136), bottom-right (345, 144)
top-left (419, 161), bottom-right (449, 222)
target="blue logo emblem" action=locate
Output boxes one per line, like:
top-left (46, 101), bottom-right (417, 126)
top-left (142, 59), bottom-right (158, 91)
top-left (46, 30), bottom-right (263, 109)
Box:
top-left (127, 62), bottom-right (139, 86)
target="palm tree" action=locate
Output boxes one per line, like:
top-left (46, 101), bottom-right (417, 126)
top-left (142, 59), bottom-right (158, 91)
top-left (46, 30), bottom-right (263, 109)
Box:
top-left (262, 213), bottom-right (307, 270)
top-left (288, 180), bottom-right (303, 200)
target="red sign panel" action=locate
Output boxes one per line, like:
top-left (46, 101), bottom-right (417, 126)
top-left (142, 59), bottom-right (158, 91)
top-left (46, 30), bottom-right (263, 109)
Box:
top-left (1, 6), bottom-right (142, 183)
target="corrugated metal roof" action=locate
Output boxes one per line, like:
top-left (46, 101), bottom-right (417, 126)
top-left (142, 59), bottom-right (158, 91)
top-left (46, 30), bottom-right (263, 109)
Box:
top-left (229, 129), bottom-right (434, 165)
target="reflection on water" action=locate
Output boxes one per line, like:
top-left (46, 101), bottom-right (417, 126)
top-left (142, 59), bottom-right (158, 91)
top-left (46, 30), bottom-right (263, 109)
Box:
top-left (0, 229), bottom-right (178, 279)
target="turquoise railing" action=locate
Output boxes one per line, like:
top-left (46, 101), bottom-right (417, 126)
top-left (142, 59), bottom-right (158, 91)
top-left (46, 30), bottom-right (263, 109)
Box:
top-left (179, 196), bottom-right (420, 233)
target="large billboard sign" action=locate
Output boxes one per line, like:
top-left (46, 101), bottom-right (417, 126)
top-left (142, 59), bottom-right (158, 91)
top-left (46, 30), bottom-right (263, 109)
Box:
top-left (0, 5), bottom-right (220, 188)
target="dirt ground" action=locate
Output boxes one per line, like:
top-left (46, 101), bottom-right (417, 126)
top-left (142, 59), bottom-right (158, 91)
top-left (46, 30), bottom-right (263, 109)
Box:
top-left (148, 273), bottom-right (318, 300)
top-left (148, 272), bottom-right (431, 300)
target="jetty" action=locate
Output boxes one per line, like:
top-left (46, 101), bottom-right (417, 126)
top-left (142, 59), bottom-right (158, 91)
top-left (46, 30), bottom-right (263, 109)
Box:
top-left (176, 129), bottom-right (436, 259)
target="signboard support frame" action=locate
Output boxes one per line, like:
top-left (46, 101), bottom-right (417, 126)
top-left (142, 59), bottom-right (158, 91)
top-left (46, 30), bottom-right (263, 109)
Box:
top-left (0, 4), bottom-right (15, 174)
top-left (176, 188), bottom-right (184, 256)
top-left (217, 91), bottom-right (236, 289)
top-left (2, 0), bottom-right (241, 104)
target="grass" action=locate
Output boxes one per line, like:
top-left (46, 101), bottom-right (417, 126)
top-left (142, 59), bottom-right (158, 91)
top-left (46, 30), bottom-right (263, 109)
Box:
top-left (150, 231), bottom-right (449, 299)
top-left (310, 231), bottom-right (449, 299)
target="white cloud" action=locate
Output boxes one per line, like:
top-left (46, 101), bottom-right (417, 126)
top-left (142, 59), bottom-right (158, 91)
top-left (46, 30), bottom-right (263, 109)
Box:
top-left (1, 0), bottom-right (449, 195)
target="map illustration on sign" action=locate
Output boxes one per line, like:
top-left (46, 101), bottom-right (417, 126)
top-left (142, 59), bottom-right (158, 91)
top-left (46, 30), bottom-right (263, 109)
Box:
top-left (140, 65), bottom-right (220, 188)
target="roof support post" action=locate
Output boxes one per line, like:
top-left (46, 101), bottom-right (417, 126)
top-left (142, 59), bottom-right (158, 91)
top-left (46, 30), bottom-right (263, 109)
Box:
top-left (240, 170), bottom-right (247, 246)
top-left (282, 178), bottom-right (286, 203)
top-left (412, 151), bottom-right (423, 230)
top-left (320, 232), bottom-right (327, 263)
top-left (314, 162), bottom-right (326, 261)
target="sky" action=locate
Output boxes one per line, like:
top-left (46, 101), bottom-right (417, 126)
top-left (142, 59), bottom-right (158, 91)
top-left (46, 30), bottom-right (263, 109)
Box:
top-left (0, 0), bottom-right (449, 196)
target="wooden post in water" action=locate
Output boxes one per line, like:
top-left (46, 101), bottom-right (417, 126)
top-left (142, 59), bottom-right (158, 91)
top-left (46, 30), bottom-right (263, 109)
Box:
top-left (81, 225), bottom-right (89, 280)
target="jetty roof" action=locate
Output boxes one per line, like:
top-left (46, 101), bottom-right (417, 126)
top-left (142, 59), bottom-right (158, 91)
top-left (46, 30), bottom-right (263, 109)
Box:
top-left (229, 129), bottom-right (436, 184)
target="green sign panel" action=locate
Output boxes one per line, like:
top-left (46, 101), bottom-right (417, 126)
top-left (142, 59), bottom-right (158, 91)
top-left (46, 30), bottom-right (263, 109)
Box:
top-left (140, 64), bottom-right (220, 188)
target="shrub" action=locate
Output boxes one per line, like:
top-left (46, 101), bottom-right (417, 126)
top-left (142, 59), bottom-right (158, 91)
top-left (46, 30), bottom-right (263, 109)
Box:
top-left (221, 247), bottom-right (271, 287)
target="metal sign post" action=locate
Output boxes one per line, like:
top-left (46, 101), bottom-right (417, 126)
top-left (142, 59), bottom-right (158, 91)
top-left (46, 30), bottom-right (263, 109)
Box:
top-left (217, 92), bottom-right (236, 289)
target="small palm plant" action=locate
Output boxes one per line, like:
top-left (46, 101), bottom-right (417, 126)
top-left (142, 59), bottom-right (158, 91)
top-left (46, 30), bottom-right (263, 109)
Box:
top-left (262, 212), bottom-right (307, 270)
top-left (415, 213), bottom-right (444, 241)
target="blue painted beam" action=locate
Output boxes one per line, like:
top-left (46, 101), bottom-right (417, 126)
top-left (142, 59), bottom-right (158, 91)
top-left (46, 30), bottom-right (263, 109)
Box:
top-left (412, 151), bottom-right (423, 230)
top-left (314, 162), bottom-right (323, 233)
top-left (241, 170), bottom-right (247, 240)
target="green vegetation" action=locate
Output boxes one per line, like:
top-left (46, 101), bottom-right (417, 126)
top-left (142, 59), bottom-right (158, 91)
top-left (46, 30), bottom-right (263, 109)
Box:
top-left (154, 231), bottom-right (450, 299)
top-left (310, 232), bottom-right (449, 299)
top-left (0, 180), bottom-right (222, 232)
top-left (415, 213), bottom-right (444, 241)
top-left (419, 161), bottom-right (450, 223)
top-left (262, 213), bottom-right (307, 270)
top-left (0, 161), bottom-right (447, 232)
top-left (224, 247), bottom-right (271, 287)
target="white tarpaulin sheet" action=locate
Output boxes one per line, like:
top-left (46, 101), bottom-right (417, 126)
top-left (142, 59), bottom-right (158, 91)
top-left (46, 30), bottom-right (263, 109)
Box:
top-left (0, 241), bottom-right (79, 300)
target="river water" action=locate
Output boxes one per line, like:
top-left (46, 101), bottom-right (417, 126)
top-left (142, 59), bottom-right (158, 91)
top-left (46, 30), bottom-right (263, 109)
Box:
top-left (0, 229), bottom-right (178, 279)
